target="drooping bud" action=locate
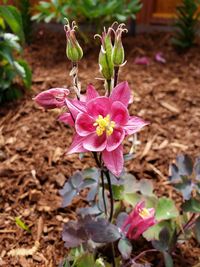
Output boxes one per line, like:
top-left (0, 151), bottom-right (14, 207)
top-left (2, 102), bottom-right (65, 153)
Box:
top-left (112, 24), bottom-right (127, 66)
top-left (121, 201), bottom-right (156, 240)
top-left (96, 27), bottom-right (114, 80)
top-left (34, 88), bottom-right (69, 109)
top-left (64, 20), bottom-right (83, 62)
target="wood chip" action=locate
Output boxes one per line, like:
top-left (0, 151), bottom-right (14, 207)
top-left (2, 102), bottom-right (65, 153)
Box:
top-left (160, 100), bottom-right (180, 113)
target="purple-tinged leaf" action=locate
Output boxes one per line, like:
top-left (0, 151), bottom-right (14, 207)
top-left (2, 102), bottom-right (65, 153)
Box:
top-left (77, 205), bottom-right (101, 216)
top-left (118, 238), bottom-right (132, 260)
top-left (108, 172), bottom-right (125, 185)
top-left (84, 218), bottom-right (121, 243)
top-left (59, 182), bottom-right (73, 196)
top-left (71, 171), bottom-right (83, 188)
top-left (116, 212), bottom-right (128, 229)
top-left (194, 157), bottom-right (200, 180)
top-left (62, 221), bottom-right (88, 248)
top-left (174, 181), bottom-right (193, 200)
top-left (169, 164), bottom-right (181, 183)
top-left (87, 184), bottom-right (98, 202)
top-left (61, 190), bottom-right (77, 208)
top-left (176, 154), bottom-right (193, 176)
top-left (152, 227), bottom-right (170, 252)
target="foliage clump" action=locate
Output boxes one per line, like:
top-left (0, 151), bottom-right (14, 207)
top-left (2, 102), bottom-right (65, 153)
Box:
top-left (0, 5), bottom-right (31, 103)
top-left (172, 0), bottom-right (200, 50)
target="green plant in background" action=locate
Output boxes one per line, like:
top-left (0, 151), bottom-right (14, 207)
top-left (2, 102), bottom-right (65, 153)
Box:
top-left (32, 0), bottom-right (142, 32)
top-left (17, 0), bottom-right (32, 43)
top-left (172, 0), bottom-right (200, 50)
top-left (0, 5), bottom-right (31, 103)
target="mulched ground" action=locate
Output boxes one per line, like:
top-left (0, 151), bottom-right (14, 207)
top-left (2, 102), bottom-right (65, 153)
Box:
top-left (0, 26), bottom-right (200, 266)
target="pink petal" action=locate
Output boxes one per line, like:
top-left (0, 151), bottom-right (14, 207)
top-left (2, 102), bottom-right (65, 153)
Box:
top-left (58, 112), bottom-right (74, 126)
top-left (67, 134), bottom-right (87, 154)
top-left (155, 52), bottom-right (166, 64)
top-left (134, 57), bottom-right (150, 65)
top-left (110, 81), bottom-right (131, 107)
top-left (66, 99), bottom-right (86, 120)
top-left (124, 116), bottom-right (149, 135)
top-left (83, 132), bottom-right (107, 152)
top-left (111, 101), bottom-right (129, 126)
top-left (75, 113), bottom-right (95, 137)
top-left (87, 97), bottom-right (110, 118)
top-left (34, 88), bottom-right (69, 109)
top-left (106, 128), bottom-right (125, 152)
top-left (86, 84), bottom-right (99, 101)
top-left (102, 145), bottom-right (123, 177)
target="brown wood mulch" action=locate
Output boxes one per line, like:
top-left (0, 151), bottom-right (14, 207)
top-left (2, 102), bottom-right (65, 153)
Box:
top-left (0, 27), bottom-right (200, 266)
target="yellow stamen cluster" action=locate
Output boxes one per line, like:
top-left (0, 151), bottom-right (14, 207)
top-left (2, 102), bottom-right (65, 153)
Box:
top-left (139, 208), bottom-right (150, 219)
top-left (93, 114), bottom-right (115, 136)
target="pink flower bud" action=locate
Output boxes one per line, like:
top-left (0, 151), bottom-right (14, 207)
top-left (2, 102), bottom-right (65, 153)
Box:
top-left (121, 201), bottom-right (156, 240)
top-left (34, 88), bottom-right (69, 109)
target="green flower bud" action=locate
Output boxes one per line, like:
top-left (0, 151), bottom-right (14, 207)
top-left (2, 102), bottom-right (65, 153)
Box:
top-left (64, 20), bottom-right (83, 62)
top-left (112, 24), bottom-right (127, 66)
top-left (96, 27), bottom-right (114, 80)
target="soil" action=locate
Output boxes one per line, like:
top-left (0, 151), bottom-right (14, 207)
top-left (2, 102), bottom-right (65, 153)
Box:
top-left (0, 26), bottom-right (200, 267)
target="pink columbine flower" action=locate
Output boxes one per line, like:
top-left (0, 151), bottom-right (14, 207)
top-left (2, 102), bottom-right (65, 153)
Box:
top-left (121, 201), bottom-right (156, 240)
top-left (34, 88), bottom-right (69, 109)
top-left (66, 81), bottom-right (148, 177)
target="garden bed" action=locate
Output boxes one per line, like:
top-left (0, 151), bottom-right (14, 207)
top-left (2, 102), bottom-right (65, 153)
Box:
top-left (0, 27), bottom-right (200, 266)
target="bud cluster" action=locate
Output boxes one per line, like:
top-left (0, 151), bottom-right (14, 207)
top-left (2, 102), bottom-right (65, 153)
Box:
top-left (96, 23), bottom-right (128, 81)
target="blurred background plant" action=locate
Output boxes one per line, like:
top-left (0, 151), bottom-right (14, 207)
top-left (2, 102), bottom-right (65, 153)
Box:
top-left (172, 0), bottom-right (200, 50)
top-left (0, 5), bottom-right (31, 103)
top-left (17, 0), bottom-right (32, 43)
top-left (31, 0), bottom-right (142, 34)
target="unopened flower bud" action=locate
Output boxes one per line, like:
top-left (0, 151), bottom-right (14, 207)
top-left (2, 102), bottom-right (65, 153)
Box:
top-left (34, 88), bottom-right (69, 109)
top-left (112, 24), bottom-right (127, 66)
top-left (96, 27), bottom-right (114, 80)
top-left (64, 20), bottom-right (83, 62)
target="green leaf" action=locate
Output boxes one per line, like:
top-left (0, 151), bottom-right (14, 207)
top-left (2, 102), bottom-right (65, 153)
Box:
top-left (182, 198), bottom-right (200, 213)
top-left (156, 197), bottom-right (179, 221)
top-left (112, 185), bottom-right (124, 200)
top-left (13, 60), bottom-right (26, 77)
top-left (143, 221), bottom-right (171, 241)
top-left (3, 33), bottom-right (21, 52)
top-left (17, 59), bottom-right (32, 88)
top-left (0, 5), bottom-right (24, 42)
top-left (123, 192), bottom-right (141, 206)
top-left (139, 179), bottom-right (154, 196)
top-left (76, 253), bottom-right (95, 267)
top-left (15, 217), bottom-right (31, 233)
top-left (118, 238), bottom-right (132, 260)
